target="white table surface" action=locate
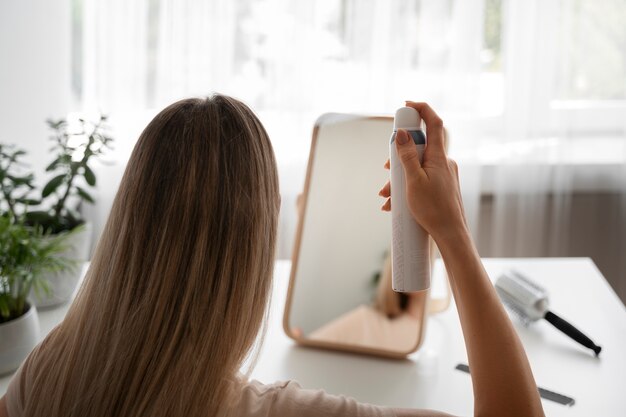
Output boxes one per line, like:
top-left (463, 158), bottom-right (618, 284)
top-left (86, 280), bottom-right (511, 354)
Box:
top-left (2, 258), bottom-right (625, 416)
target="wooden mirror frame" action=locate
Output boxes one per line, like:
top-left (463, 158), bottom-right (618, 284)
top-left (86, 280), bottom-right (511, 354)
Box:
top-left (282, 113), bottom-right (451, 359)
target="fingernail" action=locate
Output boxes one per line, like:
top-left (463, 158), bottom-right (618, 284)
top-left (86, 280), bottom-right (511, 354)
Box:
top-left (397, 129), bottom-right (409, 145)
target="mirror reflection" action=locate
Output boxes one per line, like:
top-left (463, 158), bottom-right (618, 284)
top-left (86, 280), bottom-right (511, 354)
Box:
top-left (284, 114), bottom-right (429, 357)
top-left (300, 252), bottom-right (427, 352)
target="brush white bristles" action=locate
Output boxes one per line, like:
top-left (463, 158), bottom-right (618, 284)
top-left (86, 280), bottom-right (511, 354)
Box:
top-left (495, 270), bottom-right (549, 323)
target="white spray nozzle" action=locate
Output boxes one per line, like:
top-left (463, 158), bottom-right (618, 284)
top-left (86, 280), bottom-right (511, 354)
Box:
top-left (394, 107), bottom-right (422, 131)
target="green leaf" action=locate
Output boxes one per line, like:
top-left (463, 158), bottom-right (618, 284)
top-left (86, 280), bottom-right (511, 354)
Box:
top-left (15, 198), bottom-right (41, 206)
top-left (25, 211), bottom-right (54, 226)
top-left (0, 297), bottom-right (10, 320)
top-left (42, 174), bottom-right (66, 197)
top-left (32, 278), bottom-right (51, 300)
top-left (46, 119), bottom-right (65, 129)
top-left (0, 216), bottom-right (75, 318)
top-left (45, 157), bottom-right (61, 172)
top-left (7, 174), bottom-right (34, 185)
top-left (83, 165), bottom-right (96, 186)
top-left (76, 186), bottom-right (94, 203)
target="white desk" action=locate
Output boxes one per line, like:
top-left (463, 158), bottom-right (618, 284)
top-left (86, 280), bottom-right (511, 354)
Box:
top-left (2, 258), bottom-right (625, 416)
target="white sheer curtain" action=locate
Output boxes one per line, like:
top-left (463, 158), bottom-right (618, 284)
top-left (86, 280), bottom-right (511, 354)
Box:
top-left (489, 0), bottom-right (573, 257)
top-left (477, 0), bottom-right (626, 299)
top-left (80, 0), bottom-right (487, 257)
top-left (79, 0), bottom-right (626, 286)
top-left (485, 0), bottom-right (626, 263)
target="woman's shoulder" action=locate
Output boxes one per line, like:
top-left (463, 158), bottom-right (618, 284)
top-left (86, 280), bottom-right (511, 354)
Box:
top-left (233, 376), bottom-right (396, 417)
top-left (4, 344), bottom-right (39, 417)
top-left (4, 328), bottom-right (61, 417)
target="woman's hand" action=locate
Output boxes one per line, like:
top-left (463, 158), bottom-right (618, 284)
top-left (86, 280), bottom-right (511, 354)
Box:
top-left (378, 101), bottom-right (468, 244)
top-left (381, 102), bottom-right (545, 417)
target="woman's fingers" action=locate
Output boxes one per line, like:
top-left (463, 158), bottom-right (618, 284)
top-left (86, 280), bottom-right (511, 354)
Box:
top-left (395, 128), bottom-right (422, 177)
top-left (378, 181), bottom-right (391, 198)
top-left (381, 197), bottom-right (391, 211)
top-left (405, 101), bottom-right (446, 157)
top-left (381, 162), bottom-right (391, 210)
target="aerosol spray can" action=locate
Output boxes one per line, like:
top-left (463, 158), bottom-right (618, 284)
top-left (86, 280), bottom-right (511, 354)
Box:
top-left (390, 107), bottom-right (431, 292)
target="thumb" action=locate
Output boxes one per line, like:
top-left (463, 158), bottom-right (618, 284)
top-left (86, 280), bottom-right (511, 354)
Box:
top-left (395, 129), bottom-right (421, 175)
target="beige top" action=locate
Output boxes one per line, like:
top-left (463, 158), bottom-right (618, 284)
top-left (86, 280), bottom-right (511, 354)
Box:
top-left (229, 377), bottom-right (396, 417)
top-left (6, 357), bottom-right (396, 417)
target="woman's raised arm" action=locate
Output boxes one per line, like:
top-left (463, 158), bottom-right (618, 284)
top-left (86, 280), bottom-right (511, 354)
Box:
top-left (379, 102), bottom-right (545, 417)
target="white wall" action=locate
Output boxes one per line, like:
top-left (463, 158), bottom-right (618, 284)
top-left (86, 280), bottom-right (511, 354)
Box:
top-left (0, 0), bottom-right (306, 257)
top-left (0, 0), bottom-right (133, 252)
top-left (0, 0), bottom-right (72, 185)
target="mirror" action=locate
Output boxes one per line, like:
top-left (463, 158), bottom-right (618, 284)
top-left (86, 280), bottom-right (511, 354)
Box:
top-left (283, 114), bottom-right (449, 358)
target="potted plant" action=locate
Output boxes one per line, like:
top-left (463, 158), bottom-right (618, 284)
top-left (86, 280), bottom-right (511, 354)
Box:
top-left (0, 215), bottom-right (72, 374)
top-left (28, 115), bottom-right (112, 306)
top-left (0, 144), bottom-right (39, 218)
top-left (0, 115), bottom-right (113, 307)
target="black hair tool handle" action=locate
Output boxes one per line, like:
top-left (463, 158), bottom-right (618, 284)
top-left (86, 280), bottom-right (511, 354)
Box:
top-left (544, 311), bottom-right (602, 356)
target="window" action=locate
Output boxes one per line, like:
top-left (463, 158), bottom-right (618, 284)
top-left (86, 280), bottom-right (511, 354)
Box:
top-left (498, 0), bottom-right (626, 136)
top-left (71, 0), bottom-right (626, 141)
top-left (556, 0), bottom-right (626, 101)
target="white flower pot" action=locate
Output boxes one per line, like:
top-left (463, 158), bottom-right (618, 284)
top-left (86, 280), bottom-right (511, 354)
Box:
top-left (0, 304), bottom-right (40, 375)
top-left (32, 222), bottom-right (92, 308)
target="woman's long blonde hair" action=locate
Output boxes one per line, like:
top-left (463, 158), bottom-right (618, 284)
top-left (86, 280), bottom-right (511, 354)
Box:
top-left (22, 96), bottom-right (280, 416)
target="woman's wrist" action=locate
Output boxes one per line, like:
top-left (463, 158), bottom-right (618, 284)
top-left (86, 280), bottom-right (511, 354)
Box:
top-left (432, 222), bottom-right (475, 260)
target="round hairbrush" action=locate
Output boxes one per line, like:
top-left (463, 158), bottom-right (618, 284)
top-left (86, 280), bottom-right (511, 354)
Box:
top-left (495, 270), bottom-right (602, 357)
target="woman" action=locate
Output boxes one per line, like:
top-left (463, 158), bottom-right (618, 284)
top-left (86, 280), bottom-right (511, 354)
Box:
top-left (0, 96), bottom-right (544, 417)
